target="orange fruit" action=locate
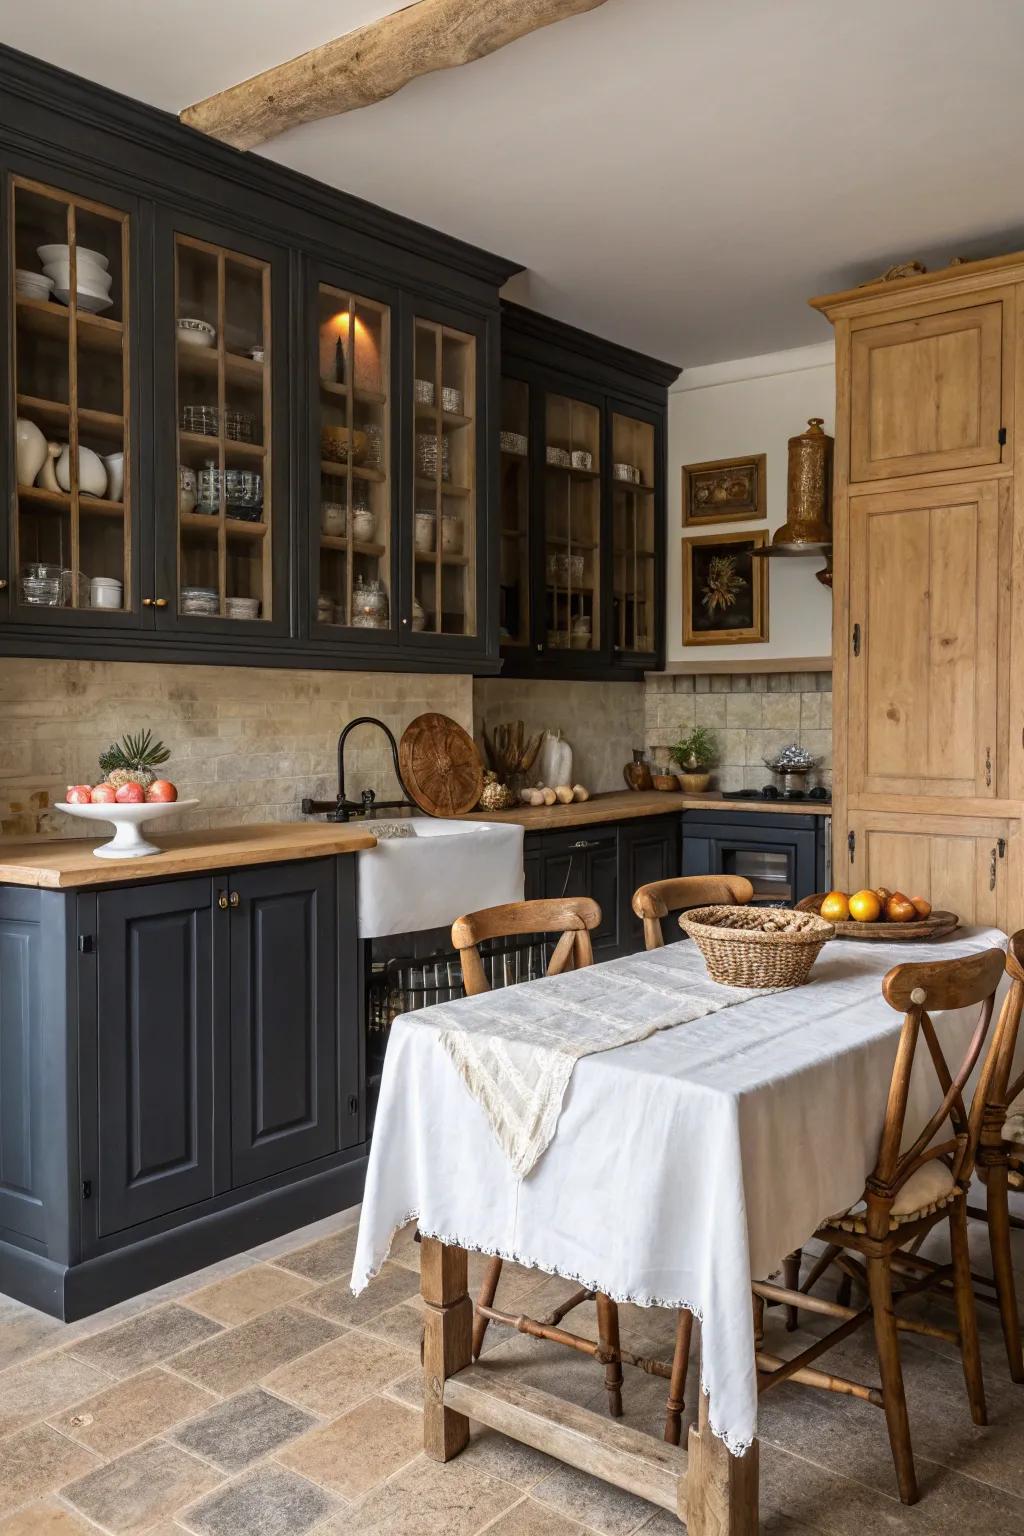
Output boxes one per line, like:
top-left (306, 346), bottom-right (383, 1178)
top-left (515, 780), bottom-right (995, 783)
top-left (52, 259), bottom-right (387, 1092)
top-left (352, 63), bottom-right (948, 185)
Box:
top-left (911, 896), bottom-right (932, 918)
top-left (848, 889), bottom-right (882, 923)
top-left (820, 890), bottom-right (851, 922)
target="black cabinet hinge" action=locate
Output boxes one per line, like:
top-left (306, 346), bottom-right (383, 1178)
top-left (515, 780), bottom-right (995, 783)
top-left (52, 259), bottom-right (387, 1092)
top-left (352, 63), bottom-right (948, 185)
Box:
top-left (851, 623), bottom-right (861, 657)
top-left (347, 1094), bottom-right (359, 1117)
top-left (998, 838), bottom-right (1007, 858)
top-left (999, 426), bottom-right (1008, 446)
top-left (847, 830), bottom-right (856, 863)
top-left (77, 934), bottom-right (94, 954)
top-left (81, 1180), bottom-right (92, 1200)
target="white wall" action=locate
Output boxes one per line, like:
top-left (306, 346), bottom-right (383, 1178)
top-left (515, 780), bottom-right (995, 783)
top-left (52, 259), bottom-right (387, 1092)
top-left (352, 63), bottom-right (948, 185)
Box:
top-left (666, 341), bottom-right (836, 665)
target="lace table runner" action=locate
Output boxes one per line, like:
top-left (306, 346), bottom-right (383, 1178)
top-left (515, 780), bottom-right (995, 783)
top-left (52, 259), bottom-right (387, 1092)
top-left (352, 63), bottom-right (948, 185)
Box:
top-left (432, 946), bottom-right (762, 1177)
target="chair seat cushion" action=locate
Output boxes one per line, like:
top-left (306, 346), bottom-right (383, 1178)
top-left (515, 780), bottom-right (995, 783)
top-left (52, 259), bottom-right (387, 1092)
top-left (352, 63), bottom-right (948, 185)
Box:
top-left (1003, 1091), bottom-right (1024, 1145)
top-left (819, 1161), bottom-right (958, 1235)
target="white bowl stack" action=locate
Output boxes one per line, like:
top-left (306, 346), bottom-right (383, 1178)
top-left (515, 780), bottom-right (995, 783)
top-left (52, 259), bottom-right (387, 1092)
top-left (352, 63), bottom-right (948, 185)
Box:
top-left (37, 244), bottom-right (113, 313)
top-left (15, 269), bottom-right (54, 301)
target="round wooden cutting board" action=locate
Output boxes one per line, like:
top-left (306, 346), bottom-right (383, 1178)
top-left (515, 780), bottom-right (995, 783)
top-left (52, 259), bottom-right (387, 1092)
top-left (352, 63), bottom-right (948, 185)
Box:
top-left (796, 894), bottom-right (959, 942)
top-left (399, 713), bottom-right (484, 818)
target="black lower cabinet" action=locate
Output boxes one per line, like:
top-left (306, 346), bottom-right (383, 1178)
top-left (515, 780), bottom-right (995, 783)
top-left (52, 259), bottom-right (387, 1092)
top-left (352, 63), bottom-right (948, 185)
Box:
top-left (524, 814), bottom-right (680, 959)
top-left (0, 854), bottom-right (365, 1321)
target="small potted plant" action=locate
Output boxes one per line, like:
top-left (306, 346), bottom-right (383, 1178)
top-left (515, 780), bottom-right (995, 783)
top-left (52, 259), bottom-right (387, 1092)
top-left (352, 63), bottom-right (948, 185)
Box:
top-left (671, 726), bottom-right (716, 793)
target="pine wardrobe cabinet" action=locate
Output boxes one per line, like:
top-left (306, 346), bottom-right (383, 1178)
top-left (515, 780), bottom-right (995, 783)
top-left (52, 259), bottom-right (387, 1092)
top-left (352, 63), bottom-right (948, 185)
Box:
top-left (812, 255), bottom-right (1024, 931)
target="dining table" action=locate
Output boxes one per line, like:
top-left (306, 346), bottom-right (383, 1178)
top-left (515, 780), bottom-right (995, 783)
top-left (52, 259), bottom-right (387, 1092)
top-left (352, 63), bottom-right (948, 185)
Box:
top-left (352, 923), bottom-right (1008, 1534)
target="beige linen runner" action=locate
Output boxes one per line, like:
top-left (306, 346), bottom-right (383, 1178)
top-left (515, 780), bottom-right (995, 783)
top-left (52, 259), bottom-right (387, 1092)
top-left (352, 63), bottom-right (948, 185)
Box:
top-left (433, 946), bottom-right (760, 1177)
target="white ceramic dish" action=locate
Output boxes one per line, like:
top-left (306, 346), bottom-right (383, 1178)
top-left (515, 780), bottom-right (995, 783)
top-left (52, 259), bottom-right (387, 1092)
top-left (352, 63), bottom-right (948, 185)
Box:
top-left (38, 243), bottom-right (109, 271)
top-left (15, 270), bottom-right (54, 297)
top-left (56, 798), bottom-right (198, 859)
top-left (177, 317), bottom-right (216, 348)
top-left (51, 287), bottom-right (114, 314)
top-left (44, 263), bottom-right (112, 293)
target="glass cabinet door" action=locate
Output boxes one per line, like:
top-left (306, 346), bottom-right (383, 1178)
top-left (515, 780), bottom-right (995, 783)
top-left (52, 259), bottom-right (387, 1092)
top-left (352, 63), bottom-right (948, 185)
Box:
top-left (498, 376), bottom-right (530, 650)
top-left (611, 411), bottom-right (657, 655)
top-left (543, 392), bottom-right (601, 654)
top-left (173, 236), bottom-right (273, 624)
top-left (411, 317), bottom-right (476, 638)
top-left (10, 178), bottom-right (132, 618)
top-left (315, 285), bottom-right (390, 633)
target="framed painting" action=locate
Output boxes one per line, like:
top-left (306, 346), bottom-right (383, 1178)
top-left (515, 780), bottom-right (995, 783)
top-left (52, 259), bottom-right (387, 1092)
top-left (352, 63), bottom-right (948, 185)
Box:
top-left (682, 530), bottom-right (769, 645)
top-left (682, 453), bottom-right (766, 527)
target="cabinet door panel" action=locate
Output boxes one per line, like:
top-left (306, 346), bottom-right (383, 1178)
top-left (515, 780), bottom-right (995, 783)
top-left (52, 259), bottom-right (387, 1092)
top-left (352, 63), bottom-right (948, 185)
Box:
top-left (96, 879), bottom-right (215, 1236)
top-left (848, 481), bottom-right (999, 799)
top-left (230, 859), bottom-right (337, 1186)
top-left (850, 299), bottom-right (1006, 481)
top-left (848, 813), bottom-right (1009, 928)
top-left (0, 896), bottom-right (45, 1242)
top-left (619, 818), bottom-right (680, 952)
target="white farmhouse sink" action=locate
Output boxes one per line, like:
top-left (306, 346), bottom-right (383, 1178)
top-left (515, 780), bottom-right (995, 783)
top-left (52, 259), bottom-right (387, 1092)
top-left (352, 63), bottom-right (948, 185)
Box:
top-left (357, 817), bottom-right (525, 938)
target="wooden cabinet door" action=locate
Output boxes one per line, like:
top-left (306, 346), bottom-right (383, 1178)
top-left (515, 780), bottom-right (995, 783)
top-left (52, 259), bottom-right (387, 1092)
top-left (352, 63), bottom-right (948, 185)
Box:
top-left (229, 859), bottom-right (337, 1186)
top-left (848, 481), bottom-right (1000, 800)
top-left (849, 297), bottom-right (1008, 482)
top-left (95, 878), bottom-right (217, 1237)
top-left (846, 812), bottom-right (1010, 928)
top-left (619, 816), bottom-right (680, 952)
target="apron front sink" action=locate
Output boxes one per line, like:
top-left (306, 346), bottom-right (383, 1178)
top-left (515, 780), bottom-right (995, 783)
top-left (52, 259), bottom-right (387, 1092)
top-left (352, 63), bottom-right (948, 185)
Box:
top-left (357, 817), bottom-right (524, 938)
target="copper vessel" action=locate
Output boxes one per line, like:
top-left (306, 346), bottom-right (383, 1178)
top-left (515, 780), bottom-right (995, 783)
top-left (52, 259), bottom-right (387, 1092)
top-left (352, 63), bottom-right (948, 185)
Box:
top-left (778, 417), bottom-right (832, 547)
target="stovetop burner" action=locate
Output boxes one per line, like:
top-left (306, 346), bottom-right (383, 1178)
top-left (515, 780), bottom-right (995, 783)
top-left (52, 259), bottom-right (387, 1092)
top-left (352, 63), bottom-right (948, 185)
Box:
top-left (721, 785), bottom-right (831, 803)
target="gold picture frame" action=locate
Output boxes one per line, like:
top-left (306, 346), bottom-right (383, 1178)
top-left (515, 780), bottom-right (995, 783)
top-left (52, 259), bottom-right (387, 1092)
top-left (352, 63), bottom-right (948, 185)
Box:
top-left (682, 453), bottom-right (766, 527)
top-left (682, 530), bottom-right (769, 646)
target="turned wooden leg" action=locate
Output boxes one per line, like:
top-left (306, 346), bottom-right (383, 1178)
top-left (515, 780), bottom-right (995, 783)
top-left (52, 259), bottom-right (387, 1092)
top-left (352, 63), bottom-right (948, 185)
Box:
top-left (596, 1292), bottom-right (624, 1418)
top-left (685, 1383), bottom-right (758, 1535)
top-left (664, 1307), bottom-right (694, 1446)
top-left (752, 1293), bottom-right (765, 1348)
top-left (866, 1252), bottom-right (918, 1504)
top-left (986, 1165), bottom-right (1024, 1383)
top-left (421, 1237), bottom-right (472, 1461)
top-left (472, 1255), bottom-right (504, 1360)
top-left (783, 1249), bottom-right (802, 1331)
top-left (949, 1201), bottom-right (988, 1424)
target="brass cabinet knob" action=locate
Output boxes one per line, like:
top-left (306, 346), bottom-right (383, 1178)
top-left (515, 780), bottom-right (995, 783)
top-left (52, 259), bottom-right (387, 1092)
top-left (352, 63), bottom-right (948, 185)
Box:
top-left (229, 891), bottom-right (240, 907)
top-left (154, 597), bottom-right (169, 608)
top-left (0, 578), bottom-right (8, 591)
top-left (217, 892), bottom-right (229, 910)
top-left (142, 597), bottom-right (154, 607)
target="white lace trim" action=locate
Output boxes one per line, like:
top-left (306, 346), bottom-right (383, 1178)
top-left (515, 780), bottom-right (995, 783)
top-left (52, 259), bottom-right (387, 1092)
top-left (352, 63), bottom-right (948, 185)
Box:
top-left (350, 1212), bottom-right (755, 1458)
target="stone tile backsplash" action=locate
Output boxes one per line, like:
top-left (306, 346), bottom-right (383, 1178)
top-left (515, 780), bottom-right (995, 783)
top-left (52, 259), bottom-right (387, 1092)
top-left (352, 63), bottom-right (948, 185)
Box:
top-left (0, 659), bottom-right (473, 838)
top-left (644, 671), bottom-right (833, 792)
top-left (474, 677), bottom-right (645, 794)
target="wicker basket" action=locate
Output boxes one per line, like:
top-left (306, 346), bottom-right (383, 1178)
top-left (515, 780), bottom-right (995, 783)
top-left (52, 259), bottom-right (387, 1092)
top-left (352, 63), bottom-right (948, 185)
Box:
top-left (679, 905), bottom-right (833, 989)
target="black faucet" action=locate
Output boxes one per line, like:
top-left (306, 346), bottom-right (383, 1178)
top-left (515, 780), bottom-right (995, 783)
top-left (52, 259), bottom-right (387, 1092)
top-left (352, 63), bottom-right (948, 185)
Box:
top-left (301, 715), bottom-right (419, 823)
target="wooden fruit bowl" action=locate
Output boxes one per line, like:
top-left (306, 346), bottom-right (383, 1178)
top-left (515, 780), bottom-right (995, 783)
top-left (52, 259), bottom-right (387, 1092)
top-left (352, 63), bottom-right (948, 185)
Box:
top-left (796, 893), bottom-right (959, 942)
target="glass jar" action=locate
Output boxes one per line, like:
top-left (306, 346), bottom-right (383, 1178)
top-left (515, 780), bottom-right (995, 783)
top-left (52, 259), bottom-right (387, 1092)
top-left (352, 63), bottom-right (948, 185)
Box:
top-left (19, 562), bottom-right (62, 606)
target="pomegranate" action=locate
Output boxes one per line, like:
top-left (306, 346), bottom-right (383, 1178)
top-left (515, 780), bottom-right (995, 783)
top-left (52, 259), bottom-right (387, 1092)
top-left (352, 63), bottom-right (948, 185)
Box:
top-left (90, 783), bottom-right (117, 804)
top-left (114, 782), bottom-right (145, 804)
top-left (65, 785), bottom-right (92, 805)
top-left (146, 780), bottom-right (178, 803)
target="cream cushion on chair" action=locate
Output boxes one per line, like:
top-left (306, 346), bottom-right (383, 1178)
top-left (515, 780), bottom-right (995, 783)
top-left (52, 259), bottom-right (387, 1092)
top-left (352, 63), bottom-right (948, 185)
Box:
top-left (1003, 1091), bottom-right (1024, 1145)
top-left (821, 1160), bottom-right (958, 1235)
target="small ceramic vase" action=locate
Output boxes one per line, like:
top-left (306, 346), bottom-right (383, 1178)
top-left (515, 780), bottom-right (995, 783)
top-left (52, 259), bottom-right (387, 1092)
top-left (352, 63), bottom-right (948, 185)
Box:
top-left (321, 503), bottom-right (347, 538)
top-left (103, 451), bottom-right (124, 503)
top-left (56, 443), bottom-right (107, 498)
top-left (414, 510), bottom-right (436, 552)
top-left (37, 441), bottom-right (62, 493)
top-left (623, 749), bottom-right (653, 791)
top-left (15, 417), bottom-right (47, 486)
top-left (352, 507), bottom-right (377, 544)
top-left (179, 466), bottom-right (197, 514)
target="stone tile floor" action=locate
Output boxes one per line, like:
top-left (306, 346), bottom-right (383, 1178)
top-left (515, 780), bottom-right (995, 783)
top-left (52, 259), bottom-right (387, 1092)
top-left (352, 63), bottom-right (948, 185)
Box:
top-left (0, 1210), bottom-right (1023, 1533)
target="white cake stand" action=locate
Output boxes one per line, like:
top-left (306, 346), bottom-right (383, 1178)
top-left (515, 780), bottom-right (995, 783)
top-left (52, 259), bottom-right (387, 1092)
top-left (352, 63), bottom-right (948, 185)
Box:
top-left (56, 799), bottom-right (199, 858)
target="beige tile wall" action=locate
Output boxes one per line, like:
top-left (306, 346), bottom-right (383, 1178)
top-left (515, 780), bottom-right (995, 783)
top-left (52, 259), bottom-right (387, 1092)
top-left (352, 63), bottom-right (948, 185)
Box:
top-left (0, 659), bottom-right (472, 838)
top-left (645, 671), bottom-right (833, 792)
top-left (473, 677), bottom-right (646, 794)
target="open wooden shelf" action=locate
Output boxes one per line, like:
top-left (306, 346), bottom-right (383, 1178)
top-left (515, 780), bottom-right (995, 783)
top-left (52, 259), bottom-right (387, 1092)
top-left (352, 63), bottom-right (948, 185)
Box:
top-left (176, 343), bottom-right (263, 383)
top-left (612, 480), bottom-right (655, 494)
top-left (319, 460), bottom-right (386, 484)
top-left (415, 404), bottom-right (473, 430)
top-left (414, 476), bottom-right (471, 498)
top-left (15, 296), bottom-right (124, 353)
top-left (545, 461), bottom-right (601, 481)
top-left (320, 379), bottom-right (387, 408)
top-left (18, 484), bottom-right (125, 516)
top-left (414, 548), bottom-right (469, 567)
top-left (319, 535), bottom-right (386, 557)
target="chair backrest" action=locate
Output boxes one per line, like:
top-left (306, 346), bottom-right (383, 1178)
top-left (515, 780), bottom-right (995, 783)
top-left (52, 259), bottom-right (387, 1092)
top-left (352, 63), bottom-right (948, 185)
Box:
top-left (975, 931), bottom-right (1024, 1158)
top-left (451, 897), bottom-right (602, 997)
top-left (632, 874), bottom-right (754, 951)
top-left (864, 945), bottom-right (1006, 1237)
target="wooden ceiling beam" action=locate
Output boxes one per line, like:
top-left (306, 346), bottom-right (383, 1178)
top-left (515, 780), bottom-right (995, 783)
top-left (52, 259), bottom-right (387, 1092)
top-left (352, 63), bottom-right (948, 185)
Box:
top-left (180, 0), bottom-right (610, 150)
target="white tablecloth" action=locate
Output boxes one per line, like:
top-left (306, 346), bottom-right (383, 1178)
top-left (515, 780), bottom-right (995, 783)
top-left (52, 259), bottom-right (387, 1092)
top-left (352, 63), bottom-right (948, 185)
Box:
top-left (353, 926), bottom-right (1007, 1455)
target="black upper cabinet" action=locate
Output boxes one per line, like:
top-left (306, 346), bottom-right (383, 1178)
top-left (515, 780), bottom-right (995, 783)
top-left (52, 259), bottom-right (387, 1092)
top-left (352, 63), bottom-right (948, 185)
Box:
top-left (498, 302), bottom-right (679, 681)
top-left (0, 46), bottom-right (515, 674)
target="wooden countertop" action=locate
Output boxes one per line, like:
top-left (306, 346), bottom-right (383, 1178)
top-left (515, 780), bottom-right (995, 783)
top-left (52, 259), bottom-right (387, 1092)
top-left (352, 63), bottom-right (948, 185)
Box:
top-left (462, 789), bottom-right (831, 831)
top-left (0, 822), bottom-right (377, 890)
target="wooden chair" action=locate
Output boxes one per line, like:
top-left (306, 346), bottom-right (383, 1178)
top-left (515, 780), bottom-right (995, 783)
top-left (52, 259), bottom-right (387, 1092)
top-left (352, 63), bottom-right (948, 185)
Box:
top-left (971, 932), bottom-right (1024, 1383)
top-left (632, 874), bottom-right (754, 951)
top-left (450, 897), bottom-right (630, 1415)
top-left (752, 944), bottom-right (1005, 1505)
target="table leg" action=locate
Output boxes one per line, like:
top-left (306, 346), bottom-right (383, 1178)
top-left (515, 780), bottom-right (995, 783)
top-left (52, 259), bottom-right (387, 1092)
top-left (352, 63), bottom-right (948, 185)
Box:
top-left (686, 1388), bottom-right (759, 1534)
top-left (421, 1236), bottom-right (473, 1462)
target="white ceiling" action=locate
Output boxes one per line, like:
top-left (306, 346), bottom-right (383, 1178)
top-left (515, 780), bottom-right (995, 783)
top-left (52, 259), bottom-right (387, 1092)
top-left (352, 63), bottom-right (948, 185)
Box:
top-left (5, 0), bottom-right (1024, 368)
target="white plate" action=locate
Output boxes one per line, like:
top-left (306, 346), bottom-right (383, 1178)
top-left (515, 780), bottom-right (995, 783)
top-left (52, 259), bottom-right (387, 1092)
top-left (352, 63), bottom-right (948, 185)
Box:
top-left (56, 798), bottom-right (198, 858)
top-left (51, 287), bottom-right (114, 315)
